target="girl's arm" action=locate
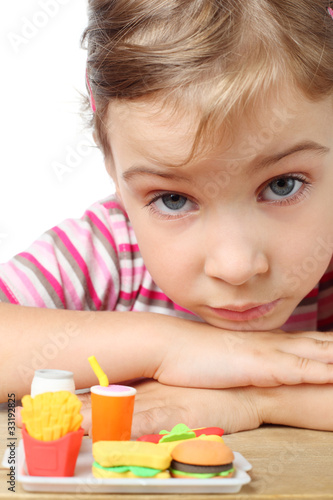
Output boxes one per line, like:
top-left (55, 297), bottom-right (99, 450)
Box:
top-left (0, 304), bottom-right (172, 401)
top-left (132, 381), bottom-right (333, 437)
top-left (2, 302), bottom-right (333, 402)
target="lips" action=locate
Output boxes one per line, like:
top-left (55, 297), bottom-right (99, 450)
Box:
top-left (209, 299), bottom-right (280, 322)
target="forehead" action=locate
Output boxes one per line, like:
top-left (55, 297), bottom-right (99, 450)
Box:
top-left (106, 88), bottom-right (333, 167)
top-left (106, 98), bottom-right (197, 166)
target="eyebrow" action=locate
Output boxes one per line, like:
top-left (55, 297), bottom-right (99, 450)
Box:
top-left (251, 141), bottom-right (330, 172)
top-left (122, 166), bottom-right (191, 183)
top-left (122, 140), bottom-right (330, 182)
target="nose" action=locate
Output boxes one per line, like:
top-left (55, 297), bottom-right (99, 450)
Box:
top-left (203, 215), bottom-right (269, 286)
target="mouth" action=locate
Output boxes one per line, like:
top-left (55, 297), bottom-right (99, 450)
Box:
top-left (208, 299), bottom-right (280, 322)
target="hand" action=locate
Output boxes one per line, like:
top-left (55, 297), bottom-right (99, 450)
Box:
top-left (156, 325), bottom-right (333, 388)
top-left (131, 379), bottom-right (263, 438)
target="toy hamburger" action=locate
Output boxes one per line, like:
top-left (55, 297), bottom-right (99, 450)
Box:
top-left (170, 440), bottom-right (235, 479)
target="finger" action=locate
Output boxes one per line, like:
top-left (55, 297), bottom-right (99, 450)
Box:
top-left (251, 353), bottom-right (333, 386)
top-left (15, 406), bottom-right (23, 429)
top-left (80, 406), bottom-right (91, 435)
top-left (280, 336), bottom-right (333, 363)
top-left (285, 355), bottom-right (333, 385)
top-left (285, 331), bottom-right (333, 341)
top-left (131, 406), bottom-right (188, 439)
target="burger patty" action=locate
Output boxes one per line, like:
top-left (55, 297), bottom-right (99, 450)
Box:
top-left (170, 459), bottom-right (233, 474)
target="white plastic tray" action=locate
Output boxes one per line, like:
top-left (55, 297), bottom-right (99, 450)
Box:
top-left (17, 439), bottom-right (252, 494)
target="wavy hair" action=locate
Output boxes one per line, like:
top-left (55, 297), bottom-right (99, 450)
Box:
top-left (81, 0), bottom-right (333, 162)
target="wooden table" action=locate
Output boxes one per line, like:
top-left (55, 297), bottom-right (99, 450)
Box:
top-left (1, 404), bottom-right (332, 499)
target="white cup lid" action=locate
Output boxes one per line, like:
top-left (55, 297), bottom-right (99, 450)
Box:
top-left (33, 369), bottom-right (74, 380)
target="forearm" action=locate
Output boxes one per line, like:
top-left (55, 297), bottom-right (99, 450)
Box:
top-left (0, 303), bottom-right (186, 401)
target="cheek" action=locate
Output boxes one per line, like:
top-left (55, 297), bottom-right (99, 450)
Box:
top-left (135, 225), bottom-right (195, 278)
top-left (129, 216), bottom-right (201, 295)
top-left (275, 211), bottom-right (333, 296)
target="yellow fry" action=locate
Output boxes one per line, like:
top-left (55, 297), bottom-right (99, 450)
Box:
top-left (64, 402), bottom-right (75, 429)
top-left (58, 405), bottom-right (67, 427)
top-left (51, 404), bottom-right (61, 422)
top-left (21, 395), bottom-right (33, 412)
top-left (25, 421), bottom-right (35, 437)
top-left (52, 392), bottom-right (61, 405)
top-left (42, 427), bottom-right (53, 441)
top-left (52, 425), bottom-right (61, 440)
top-left (70, 413), bottom-right (83, 432)
top-left (62, 413), bottom-right (71, 435)
top-left (33, 415), bottom-right (42, 431)
top-left (68, 392), bottom-right (79, 404)
top-left (33, 395), bottom-right (42, 413)
top-left (30, 420), bottom-right (43, 441)
top-left (20, 408), bottom-right (33, 424)
top-left (43, 393), bottom-right (52, 409)
top-left (49, 416), bottom-right (57, 428)
top-left (66, 400), bottom-right (76, 414)
top-left (57, 391), bottom-right (70, 404)
top-left (41, 411), bottom-right (50, 428)
top-left (34, 431), bottom-right (43, 441)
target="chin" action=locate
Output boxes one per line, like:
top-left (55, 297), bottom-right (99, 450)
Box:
top-left (201, 314), bottom-right (288, 332)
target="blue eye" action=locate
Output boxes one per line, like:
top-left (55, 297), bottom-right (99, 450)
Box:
top-left (270, 178), bottom-right (296, 197)
top-left (260, 175), bottom-right (307, 202)
top-left (160, 194), bottom-right (187, 210)
top-left (146, 192), bottom-right (197, 218)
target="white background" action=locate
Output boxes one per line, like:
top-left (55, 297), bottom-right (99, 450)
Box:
top-left (0, 0), bottom-right (114, 262)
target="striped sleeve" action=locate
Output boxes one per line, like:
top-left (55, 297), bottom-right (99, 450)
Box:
top-left (280, 257), bottom-right (333, 332)
top-left (0, 196), bottom-right (135, 311)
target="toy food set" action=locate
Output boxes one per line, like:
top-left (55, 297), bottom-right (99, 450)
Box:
top-left (15, 358), bottom-right (251, 493)
top-left (170, 440), bottom-right (235, 479)
top-left (92, 440), bottom-right (171, 478)
top-left (20, 391), bottom-right (84, 477)
top-left (88, 355), bottom-right (137, 442)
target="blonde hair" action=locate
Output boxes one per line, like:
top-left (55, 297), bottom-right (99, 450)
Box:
top-left (81, 0), bottom-right (333, 162)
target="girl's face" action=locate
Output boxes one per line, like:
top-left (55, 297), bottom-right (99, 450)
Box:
top-left (105, 88), bottom-right (333, 331)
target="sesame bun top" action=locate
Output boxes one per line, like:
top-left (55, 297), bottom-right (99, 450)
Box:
top-left (171, 440), bottom-right (234, 466)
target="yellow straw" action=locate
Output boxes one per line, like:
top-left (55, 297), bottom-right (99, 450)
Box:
top-left (88, 355), bottom-right (109, 387)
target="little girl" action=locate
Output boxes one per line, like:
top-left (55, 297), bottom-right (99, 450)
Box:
top-left (3, 0), bottom-right (333, 436)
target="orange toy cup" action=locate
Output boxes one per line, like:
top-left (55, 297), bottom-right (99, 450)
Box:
top-left (91, 385), bottom-right (137, 443)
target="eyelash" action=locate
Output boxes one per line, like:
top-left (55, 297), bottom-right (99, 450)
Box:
top-left (258, 173), bottom-right (311, 206)
top-left (145, 192), bottom-right (196, 220)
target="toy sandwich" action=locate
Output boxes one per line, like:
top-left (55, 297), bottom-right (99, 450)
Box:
top-left (92, 441), bottom-right (172, 478)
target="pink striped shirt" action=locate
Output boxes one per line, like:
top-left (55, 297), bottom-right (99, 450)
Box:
top-left (0, 195), bottom-right (332, 330)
